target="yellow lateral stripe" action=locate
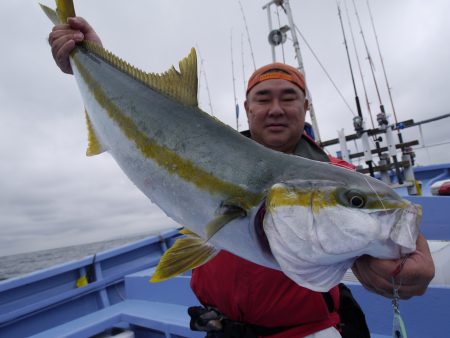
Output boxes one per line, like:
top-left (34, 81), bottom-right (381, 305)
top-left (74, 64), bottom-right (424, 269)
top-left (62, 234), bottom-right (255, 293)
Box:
top-left (73, 56), bottom-right (262, 208)
top-left (267, 186), bottom-right (337, 211)
top-left (267, 185), bottom-right (407, 211)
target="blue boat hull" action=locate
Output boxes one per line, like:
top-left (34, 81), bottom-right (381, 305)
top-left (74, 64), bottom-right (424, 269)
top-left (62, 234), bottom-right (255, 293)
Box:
top-left (1, 164), bottom-right (449, 338)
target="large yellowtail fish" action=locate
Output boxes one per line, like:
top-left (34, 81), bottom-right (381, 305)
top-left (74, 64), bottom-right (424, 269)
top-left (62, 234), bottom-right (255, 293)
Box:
top-left (41, 0), bottom-right (421, 291)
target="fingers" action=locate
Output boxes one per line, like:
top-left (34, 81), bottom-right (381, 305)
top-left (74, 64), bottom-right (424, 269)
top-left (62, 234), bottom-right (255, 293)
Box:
top-left (67, 17), bottom-right (102, 45)
top-left (352, 255), bottom-right (393, 298)
top-left (49, 25), bottom-right (83, 74)
top-left (48, 17), bottom-right (102, 75)
top-left (353, 235), bottom-right (435, 300)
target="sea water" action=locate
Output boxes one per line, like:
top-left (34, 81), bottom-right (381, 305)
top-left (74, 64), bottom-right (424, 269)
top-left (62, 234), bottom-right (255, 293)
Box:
top-left (0, 233), bottom-right (152, 280)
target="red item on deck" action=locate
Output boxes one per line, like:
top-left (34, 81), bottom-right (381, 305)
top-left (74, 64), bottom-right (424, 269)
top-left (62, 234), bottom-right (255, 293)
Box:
top-left (439, 182), bottom-right (450, 195)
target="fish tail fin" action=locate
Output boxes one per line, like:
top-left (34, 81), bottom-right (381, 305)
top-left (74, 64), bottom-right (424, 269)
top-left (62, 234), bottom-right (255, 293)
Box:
top-left (39, 4), bottom-right (59, 25)
top-left (85, 110), bottom-right (107, 156)
top-left (39, 0), bottom-right (75, 24)
top-left (56, 0), bottom-right (76, 23)
top-left (150, 234), bottom-right (218, 283)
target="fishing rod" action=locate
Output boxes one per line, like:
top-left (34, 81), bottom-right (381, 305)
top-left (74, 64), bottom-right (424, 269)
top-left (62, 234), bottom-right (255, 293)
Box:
top-left (241, 33), bottom-right (246, 93)
top-left (336, 0), bottom-right (374, 176)
top-left (343, 0), bottom-right (375, 131)
top-left (351, 0), bottom-right (403, 184)
top-left (238, 0), bottom-right (256, 71)
top-left (230, 31), bottom-right (240, 131)
top-left (366, 0), bottom-right (405, 146)
top-left (196, 46), bottom-right (215, 117)
top-left (367, 0), bottom-right (397, 125)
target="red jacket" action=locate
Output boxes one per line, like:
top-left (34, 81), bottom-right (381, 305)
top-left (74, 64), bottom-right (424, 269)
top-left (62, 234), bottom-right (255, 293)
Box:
top-left (191, 252), bottom-right (340, 337)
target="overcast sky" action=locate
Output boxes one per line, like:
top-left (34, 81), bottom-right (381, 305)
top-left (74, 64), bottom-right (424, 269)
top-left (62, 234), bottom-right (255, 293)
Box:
top-left (1, 0), bottom-right (449, 256)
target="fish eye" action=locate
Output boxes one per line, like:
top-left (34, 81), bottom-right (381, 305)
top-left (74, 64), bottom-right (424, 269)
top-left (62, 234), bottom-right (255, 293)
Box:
top-left (346, 191), bottom-right (366, 208)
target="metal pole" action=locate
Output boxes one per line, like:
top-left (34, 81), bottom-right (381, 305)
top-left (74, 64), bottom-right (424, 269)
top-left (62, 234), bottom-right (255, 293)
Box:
top-left (283, 0), bottom-right (322, 142)
top-left (265, 5), bottom-right (276, 62)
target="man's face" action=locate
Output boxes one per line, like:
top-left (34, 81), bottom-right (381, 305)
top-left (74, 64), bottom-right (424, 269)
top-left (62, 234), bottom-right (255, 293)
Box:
top-left (245, 78), bottom-right (307, 154)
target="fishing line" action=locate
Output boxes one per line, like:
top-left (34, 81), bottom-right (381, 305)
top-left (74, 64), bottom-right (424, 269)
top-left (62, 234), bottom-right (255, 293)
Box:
top-left (362, 175), bottom-right (386, 212)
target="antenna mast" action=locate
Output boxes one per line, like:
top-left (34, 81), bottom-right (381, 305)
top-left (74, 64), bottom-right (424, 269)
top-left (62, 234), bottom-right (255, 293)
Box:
top-left (263, 0), bottom-right (322, 143)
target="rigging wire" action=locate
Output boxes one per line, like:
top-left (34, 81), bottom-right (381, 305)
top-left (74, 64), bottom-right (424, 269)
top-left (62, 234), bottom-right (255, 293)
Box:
top-left (293, 25), bottom-right (356, 116)
top-left (238, 0), bottom-right (256, 71)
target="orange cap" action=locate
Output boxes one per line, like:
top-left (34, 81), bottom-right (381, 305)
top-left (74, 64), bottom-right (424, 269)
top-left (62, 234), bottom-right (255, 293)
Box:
top-left (246, 63), bottom-right (306, 95)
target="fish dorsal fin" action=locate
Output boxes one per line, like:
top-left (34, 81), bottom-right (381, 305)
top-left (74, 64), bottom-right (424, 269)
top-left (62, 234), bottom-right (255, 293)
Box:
top-left (83, 41), bottom-right (198, 107)
top-left (150, 235), bottom-right (218, 282)
top-left (85, 110), bottom-right (107, 156)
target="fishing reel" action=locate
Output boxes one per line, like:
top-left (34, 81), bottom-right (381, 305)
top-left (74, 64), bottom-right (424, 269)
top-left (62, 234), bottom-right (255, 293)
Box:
top-left (353, 116), bottom-right (364, 136)
top-left (377, 112), bottom-right (388, 130)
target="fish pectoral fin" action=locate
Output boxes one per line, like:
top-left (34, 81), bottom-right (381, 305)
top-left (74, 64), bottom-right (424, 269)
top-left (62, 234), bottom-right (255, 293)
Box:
top-left (205, 204), bottom-right (247, 240)
top-left (85, 110), bottom-right (107, 156)
top-left (150, 236), bottom-right (218, 282)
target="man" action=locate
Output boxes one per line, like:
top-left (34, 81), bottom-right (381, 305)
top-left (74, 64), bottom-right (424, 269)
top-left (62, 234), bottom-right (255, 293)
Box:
top-left (48, 17), bottom-right (435, 338)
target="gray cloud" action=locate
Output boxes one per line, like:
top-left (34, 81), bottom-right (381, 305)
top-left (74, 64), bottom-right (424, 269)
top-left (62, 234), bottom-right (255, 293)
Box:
top-left (1, 0), bottom-right (449, 256)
